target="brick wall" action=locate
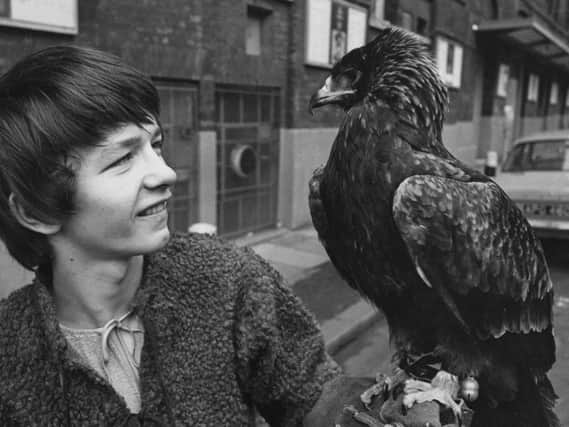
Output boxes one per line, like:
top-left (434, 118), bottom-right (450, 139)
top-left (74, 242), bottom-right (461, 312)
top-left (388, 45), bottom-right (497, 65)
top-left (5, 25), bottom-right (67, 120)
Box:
top-left (0, 0), bottom-right (294, 131)
top-left (1, 0), bottom-right (291, 91)
top-left (0, 26), bottom-right (71, 68)
top-left (201, 0), bottom-right (291, 87)
top-left (76, 0), bottom-right (205, 80)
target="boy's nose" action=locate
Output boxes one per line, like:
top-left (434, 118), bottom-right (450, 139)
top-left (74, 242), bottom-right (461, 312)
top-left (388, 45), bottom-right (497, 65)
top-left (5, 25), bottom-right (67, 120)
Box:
top-left (143, 154), bottom-right (177, 189)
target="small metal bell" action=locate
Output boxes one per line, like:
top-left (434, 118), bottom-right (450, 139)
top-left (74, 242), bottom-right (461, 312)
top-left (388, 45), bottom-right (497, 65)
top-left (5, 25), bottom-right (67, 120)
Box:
top-left (460, 376), bottom-right (479, 402)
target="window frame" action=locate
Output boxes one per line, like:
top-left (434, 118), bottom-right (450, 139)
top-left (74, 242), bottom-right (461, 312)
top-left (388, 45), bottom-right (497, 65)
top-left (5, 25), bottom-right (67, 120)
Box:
top-left (527, 73), bottom-right (540, 102)
top-left (496, 63), bottom-right (510, 98)
top-left (435, 35), bottom-right (463, 89)
top-left (245, 13), bottom-right (262, 55)
top-left (502, 140), bottom-right (569, 172)
top-left (305, 0), bottom-right (367, 68)
top-left (550, 81), bottom-right (559, 105)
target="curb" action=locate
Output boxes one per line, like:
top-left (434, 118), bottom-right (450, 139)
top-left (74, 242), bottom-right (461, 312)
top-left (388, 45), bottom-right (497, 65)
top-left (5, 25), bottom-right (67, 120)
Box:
top-left (322, 300), bottom-right (381, 355)
top-left (233, 227), bottom-right (289, 248)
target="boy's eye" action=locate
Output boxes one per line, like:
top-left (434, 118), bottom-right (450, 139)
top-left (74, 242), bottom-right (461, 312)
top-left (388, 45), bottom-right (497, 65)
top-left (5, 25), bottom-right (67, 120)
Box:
top-left (152, 139), bottom-right (164, 156)
top-left (109, 152), bottom-right (133, 169)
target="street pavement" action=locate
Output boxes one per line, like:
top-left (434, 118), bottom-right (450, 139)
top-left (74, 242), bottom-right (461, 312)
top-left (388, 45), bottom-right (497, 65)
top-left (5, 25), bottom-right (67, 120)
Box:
top-left (242, 228), bottom-right (569, 425)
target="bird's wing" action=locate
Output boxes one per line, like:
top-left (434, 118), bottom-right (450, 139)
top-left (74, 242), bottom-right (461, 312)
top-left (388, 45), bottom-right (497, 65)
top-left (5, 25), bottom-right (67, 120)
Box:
top-left (392, 175), bottom-right (554, 340)
top-left (309, 165), bottom-right (358, 289)
top-left (308, 165), bottom-right (330, 245)
top-left (309, 101), bottom-right (401, 252)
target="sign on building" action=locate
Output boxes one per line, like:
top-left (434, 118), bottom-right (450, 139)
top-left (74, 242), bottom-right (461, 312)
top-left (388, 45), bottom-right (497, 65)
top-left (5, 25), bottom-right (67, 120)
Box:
top-left (306, 0), bottom-right (367, 67)
top-left (0, 0), bottom-right (77, 34)
top-left (435, 35), bottom-right (463, 89)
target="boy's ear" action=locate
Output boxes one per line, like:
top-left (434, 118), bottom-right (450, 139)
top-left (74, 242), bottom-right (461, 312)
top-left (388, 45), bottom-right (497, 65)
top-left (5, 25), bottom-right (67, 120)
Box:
top-left (8, 193), bottom-right (61, 235)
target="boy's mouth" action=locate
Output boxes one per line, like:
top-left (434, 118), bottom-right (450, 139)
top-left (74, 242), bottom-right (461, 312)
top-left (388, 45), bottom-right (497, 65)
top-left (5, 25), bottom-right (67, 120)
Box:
top-left (138, 201), bottom-right (168, 217)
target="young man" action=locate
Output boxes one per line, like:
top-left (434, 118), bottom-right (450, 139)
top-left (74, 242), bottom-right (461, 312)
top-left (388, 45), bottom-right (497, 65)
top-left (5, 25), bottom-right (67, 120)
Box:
top-left (0, 45), bottom-right (340, 426)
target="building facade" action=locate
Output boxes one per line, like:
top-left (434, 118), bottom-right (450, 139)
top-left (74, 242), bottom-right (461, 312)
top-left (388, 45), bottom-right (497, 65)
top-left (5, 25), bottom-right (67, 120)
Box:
top-left (280, 0), bottom-right (569, 231)
top-left (1, 0), bottom-right (569, 294)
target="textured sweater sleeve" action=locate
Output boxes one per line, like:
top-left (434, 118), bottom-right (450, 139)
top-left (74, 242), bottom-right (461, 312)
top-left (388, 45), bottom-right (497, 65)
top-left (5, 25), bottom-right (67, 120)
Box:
top-left (0, 397), bottom-right (10, 426)
top-left (234, 248), bottom-right (341, 427)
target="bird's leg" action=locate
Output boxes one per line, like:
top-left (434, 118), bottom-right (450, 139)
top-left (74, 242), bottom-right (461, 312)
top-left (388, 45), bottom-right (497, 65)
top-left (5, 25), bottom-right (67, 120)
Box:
top-left (402, 371), bottom-right (464, 424)
top-left (360, 368), bottom-right (409, 410)
top-left (360, 373), bottom-right (391, 409)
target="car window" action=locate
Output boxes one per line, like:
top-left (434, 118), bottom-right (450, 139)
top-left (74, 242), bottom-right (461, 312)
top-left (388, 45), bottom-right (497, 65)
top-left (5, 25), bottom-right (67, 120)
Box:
top-left (502, 143), bottom-right (530, 172)
top-left (502, 139), bottom-right (568, 172)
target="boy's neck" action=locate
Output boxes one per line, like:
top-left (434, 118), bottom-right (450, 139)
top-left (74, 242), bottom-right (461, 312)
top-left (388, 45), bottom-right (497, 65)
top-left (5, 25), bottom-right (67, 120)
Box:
top-left (52, 255), bottom-right (144, 329)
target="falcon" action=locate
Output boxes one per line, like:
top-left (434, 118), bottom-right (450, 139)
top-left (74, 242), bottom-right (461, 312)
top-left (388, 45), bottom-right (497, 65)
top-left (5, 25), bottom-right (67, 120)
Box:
top-left (308, 27), bottom-right (558, 427)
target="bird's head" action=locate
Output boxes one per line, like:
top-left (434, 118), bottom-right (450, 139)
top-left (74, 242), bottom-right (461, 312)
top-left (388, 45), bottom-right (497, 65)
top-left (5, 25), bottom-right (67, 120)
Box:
top-left (309, 27), bottom-right (448, 137)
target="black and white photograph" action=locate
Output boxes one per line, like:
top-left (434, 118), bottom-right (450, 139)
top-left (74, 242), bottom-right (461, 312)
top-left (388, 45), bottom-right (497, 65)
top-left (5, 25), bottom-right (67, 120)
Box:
top-left (1, 1), bottom-right (569, 426)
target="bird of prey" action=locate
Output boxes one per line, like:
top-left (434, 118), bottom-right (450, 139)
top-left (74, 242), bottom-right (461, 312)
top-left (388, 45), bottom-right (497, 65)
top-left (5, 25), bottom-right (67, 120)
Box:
top-left (308, 27), bottom-right (558, 427)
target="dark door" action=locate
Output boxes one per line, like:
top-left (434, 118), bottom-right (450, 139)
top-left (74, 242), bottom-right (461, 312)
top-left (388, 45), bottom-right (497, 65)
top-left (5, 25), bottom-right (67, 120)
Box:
top-left (157, 84), bottom-right (199, 232)
top-left (216, 87), bottom-right (281, 237)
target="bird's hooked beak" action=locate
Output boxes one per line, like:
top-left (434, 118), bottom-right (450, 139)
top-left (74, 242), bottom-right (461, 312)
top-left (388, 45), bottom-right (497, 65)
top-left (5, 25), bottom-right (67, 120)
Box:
top-left (309, 76), bottom-right (357, 115)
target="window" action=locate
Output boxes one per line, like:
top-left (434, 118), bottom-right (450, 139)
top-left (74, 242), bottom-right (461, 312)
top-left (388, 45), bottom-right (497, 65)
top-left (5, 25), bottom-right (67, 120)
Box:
top-left (502, 140), bottom-right (569, 172)
top-left (446, 43), bottom-right (454, 75)
top-left (496, 64), bottom-right (509, 97)
top-left (330, 2), bottom-right (348, 64)
top-left (0, 0), bottom-right (77, 34)
top-left (305, 0), bottom-right (367, 67)
top-left (502, 143), bottom-right (530, 172)
top-left (156, 85), bottom-right (199, 232)
top-left (527, 73), bottom-right (539, 102)
top-left (550, 82), bottom-right (559, 105)
top-left (530, 141), bottom-right (566, 170)
top-left (435, 36), bottom-right (463, 88)
top-left (416, 17), bottom-right (428, 36)
top-left (246, 10), bottom-right (262, 55)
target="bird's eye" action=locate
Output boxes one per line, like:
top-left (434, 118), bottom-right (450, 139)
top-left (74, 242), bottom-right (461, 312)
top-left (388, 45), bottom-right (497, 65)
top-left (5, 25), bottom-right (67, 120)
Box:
top-left (347, 70), bottom-right (362, 87)
top-left (337, 70), bottom-right (362, 90)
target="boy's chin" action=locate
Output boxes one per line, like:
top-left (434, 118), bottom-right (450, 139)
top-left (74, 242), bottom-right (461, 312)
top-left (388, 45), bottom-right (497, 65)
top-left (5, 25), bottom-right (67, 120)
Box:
top-left (139, 228), bottom-right (171, 253)
top-left (154, 228), bottom-right (172, 248)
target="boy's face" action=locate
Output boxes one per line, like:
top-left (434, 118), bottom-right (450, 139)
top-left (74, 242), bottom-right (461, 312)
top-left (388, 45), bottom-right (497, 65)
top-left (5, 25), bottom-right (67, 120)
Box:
top-left (51, 120), bottom-right (177, 261)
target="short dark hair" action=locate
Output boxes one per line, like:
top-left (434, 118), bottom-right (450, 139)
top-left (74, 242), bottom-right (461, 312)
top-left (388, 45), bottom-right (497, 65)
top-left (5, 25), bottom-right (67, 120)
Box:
top-left (0, 45), bottom-right (160, 270)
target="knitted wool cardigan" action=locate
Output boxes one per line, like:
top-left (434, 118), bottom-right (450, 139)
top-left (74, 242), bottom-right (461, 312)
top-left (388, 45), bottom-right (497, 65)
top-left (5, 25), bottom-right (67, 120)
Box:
top-left (0, 233), bottom-right (340, 426)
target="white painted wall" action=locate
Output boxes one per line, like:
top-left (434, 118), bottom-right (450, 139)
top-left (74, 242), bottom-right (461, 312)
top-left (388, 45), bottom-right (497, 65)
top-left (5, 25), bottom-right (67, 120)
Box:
top-left (279, 128), bottom-right (337, 229)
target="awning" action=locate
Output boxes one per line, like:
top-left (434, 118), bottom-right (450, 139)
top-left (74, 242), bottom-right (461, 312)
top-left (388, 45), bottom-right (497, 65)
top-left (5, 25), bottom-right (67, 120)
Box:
top-left (472, 17), bottom-right (569, 69)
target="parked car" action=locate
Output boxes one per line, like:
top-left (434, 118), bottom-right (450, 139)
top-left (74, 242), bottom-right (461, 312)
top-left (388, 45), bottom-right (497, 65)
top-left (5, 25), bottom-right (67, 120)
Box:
top-left (493, 129), bottom-right (569, 239)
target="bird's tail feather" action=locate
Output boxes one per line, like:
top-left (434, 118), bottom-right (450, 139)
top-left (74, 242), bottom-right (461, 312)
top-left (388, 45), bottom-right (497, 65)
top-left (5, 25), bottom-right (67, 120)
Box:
top-left (537, 373), bottom-right (560, 427)
top-left (472, 370), bottom-right (559, 427)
